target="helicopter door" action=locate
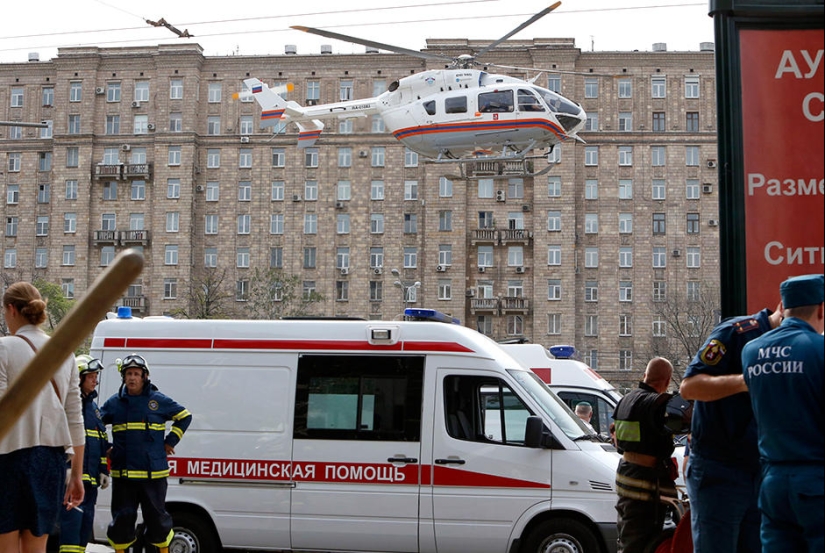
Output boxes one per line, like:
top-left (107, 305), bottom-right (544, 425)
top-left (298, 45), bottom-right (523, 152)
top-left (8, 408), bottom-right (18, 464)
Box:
top-left (517, 89), bottom-right (545, 113)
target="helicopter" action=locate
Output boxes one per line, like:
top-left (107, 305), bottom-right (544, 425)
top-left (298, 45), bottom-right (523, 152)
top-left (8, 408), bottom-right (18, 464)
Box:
top-left (236, 2), bottom-right (586, 177)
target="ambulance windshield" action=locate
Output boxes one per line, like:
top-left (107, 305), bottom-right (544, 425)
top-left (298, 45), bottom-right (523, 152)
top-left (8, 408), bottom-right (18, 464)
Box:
top-left (507, 368), bottom-right (591, 439)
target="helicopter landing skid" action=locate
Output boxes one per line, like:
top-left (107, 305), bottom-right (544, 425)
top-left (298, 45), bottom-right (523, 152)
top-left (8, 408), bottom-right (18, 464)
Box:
top-left (430, 154), bottom-right (554, 180)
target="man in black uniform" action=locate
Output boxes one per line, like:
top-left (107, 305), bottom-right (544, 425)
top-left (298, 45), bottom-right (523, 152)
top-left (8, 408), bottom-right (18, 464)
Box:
top-left (613, 357), bottom-right (676, 553)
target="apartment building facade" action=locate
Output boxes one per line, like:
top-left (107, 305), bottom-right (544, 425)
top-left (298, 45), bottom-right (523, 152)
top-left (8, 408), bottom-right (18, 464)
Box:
top-left (0, 40), bottom-right (719, 388)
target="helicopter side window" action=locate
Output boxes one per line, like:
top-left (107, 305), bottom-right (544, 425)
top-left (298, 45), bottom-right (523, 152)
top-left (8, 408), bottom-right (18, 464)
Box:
top-left (423, 100), bottom-right (436, 116)
top-left (518, 89), bottom-right (545, 112)
top-left (444, 96), bottom-right (467, 114)
top-left (478, 90), bottom-right (514, 113)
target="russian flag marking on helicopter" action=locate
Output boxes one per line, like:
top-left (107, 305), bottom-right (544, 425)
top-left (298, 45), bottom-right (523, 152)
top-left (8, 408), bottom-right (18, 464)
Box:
top-left (252, 84), bottom-right (263, 93)
top-left (261, 109), bottom-right (285, 120)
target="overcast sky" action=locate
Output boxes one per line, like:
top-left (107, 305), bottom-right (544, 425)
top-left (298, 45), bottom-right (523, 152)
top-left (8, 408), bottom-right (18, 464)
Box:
top-left (1, 0), bottom-right (715, 63)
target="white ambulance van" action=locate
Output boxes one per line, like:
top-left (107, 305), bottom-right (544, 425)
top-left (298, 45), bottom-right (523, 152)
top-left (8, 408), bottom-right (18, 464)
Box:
top-left (498, 344), bottom-right (622, 436)
top-left (91, 310), bottom-right (620, 553)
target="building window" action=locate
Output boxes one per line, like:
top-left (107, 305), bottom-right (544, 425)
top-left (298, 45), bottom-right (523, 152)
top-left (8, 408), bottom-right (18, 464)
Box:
top-left (652, 112), bottom-right (666, 132)
top-left (653, 247), bottom-right (667, 268)
top-left (204, 214), bottom-right (218, 234)
top-left (203, 248), bottom-right (218, 268)
top-left (62, 279), bottom-right (75, 299)
top-left (8, 152), bottom-right (21, 172)
top-left (338, 214), bottom-right (351, 234)
top-left (584, 179), bottom-right (598, 200)
top-left (653, 213), bottom-right (666, 235)
top-left (238, 181), bottom-right (252, 201)
top-left (39, 152), bottom-right (52, 171)
top-left (100, 246), bottom-right (115, 267)
top-left (651, 146), bottom-right (666, 167)
top-left (163, 278), bottom-right (178, 299)
top-left (6, 185), bottom-right (19, 204)
top-left (619, 179), bottom-right (633, 199)
top-left (508, 178), bottom-right (524, 199)
top-left (687, 213), bottom-right (700, 234)
top-left (207, 82), bottom-right (222, 103)
top-left (270, 247), bottom-right (283, 269)
top-left (686, 111), bottom-right (699, 132)
top-left (237, 214), bottom-right (251, 234)
top-left (547, 313), bottom-right (561, 335)
top-left (335, 281), bottom-right (349, 302)
top-left (170, 79), bottom-right (183, 99)
top-left (687, 281), bottom-right (702, 302)
top-left (165, 245), bottom-right (179, 265)
top-left (653, 281), bottom-right (667, 302)
top-left (686, 146), bottom-right (700, 166)
top-left (547, 175), bottom-right (561, 197)
top-left (234, 280), bottom-right (249, 302)
top-left (370, 213), bottom-right (384, 234)
top-left (206, 116), bottom-right (221, 135)
top-left (478, 245), bottom-right (494, 268)
top-left (67, 114), bottom-right (81, 134)
top-left (101, 213), bottom-right (116, 231)
top-left (620, 281), bottom-right (633, 302)
top-left (618, 112), bottom-right (633, 132)
top-left (270, 213), bottom-right (284, 235)
top-left (618, 78), bottom-right (632, 98)
top-left (653, 319), bottom-right (666, 337)
top-left (166, 212), bottom-right (180, 233)
top-left (618, 146), bottom-right (633, 166)
top-left (131, 180), bottom-right (145, 201)
top-left (686, 179), bottom-right (700, 199)
top-left (439, 210), bottom-right (452, 231)
top-left (619, 213), bottom-right (633, 234)
top-left (69, 82), bottom-right (82, 102)
top-left (304, 181), bottom-right (318, 201)
top-left (37, 184), bottom-right (50, 204)
top-left (506, 316), bottom-right (524, 336)
top-left (479, 211), bottom-right (494, 229)
top-left (66, 147), bottom-right (79, 168)
top-left (685, 76), bottom-right (700, 98)
top-left (404, 247), bottom-right (418, 269)
top-left (371, 180), bottom-right (385, 200)
top-left (371, 147), bottom-right (385, 167)
top-left (619, 314), bottom-right (633, 336)
top-left (652, 179), bottom-right (666, 200)
top-left (584, 213), bottom-right (599, 234)
top-left (303, 247), bottom-right (317, 269)
top-left (619, 350), bottom-right (633, 371)
top-left (404, 180), bottom-right (418, 200)
top-left (585, 112), bottom-right (599, 131)
top-left (585, 281), bottom-right (598, 302)
top-left (64, 213), bottom-right (76, 233)
top-left (547, 210), bottom-right (561, 232)
top-left (236, 247), bottom-right (250, 268)
top-left (105, 115), bottom-right (120, 135)
top-left (508, 246), bottom-right (524, 267)
top-left (62, 245), bottom-right (75, 266)
top-left (404, 148), bottom-right (419, 167)
top-left (585, 315), bottom-right (599, 337)
top-left (239, 149), bottom-right (252, 168)
top-left (651, 77), bottom-right (666, 98)
top-left (205, 181), bottom-right (219, 202)
top-left (336, 247), bottom-right (351, 270)
top-left (548, 279), bottom-right (561, 300)
top-left (207, 149), bottom-right (221, 168)
top-left (687, 247), bottom-right (701, 268)
top-left (107, 82), bottom-right (121, 102)
top-left (167, 179), bottom-right (181, 199)
top-left (584, 78), bottom-right (599, 98)
top-left (305, 148), bottom-right (319, 168)
top-left (271, 148), bottom-right (285, 167)
top-left (369, 247), bottom-right (384, 269)
top-left (304, 213), bottom-right (317, 234)
top-left (619, 247), bottom-right (633, 268)
top-left (547, 245), bottom-right (561, 266)
top-left (35, 216), bottom-right (49, 236)
top-left (584, 146), bottom-right (599, 166)
top-left (5, 217), bottom-right (17, 237)
top-left (271, 181), bottom-right (284, 201)
top-left (437, 176), bottom-right (454, 198)
top-left (585, 247), bottom-right (599, 268)
top-left (103, 181), bottom-right (117, 201)
top-left (337, 147), bottom-right (352, 168)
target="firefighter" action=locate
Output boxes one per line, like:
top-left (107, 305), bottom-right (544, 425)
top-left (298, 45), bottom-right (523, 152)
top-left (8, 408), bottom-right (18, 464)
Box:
top-left (58, 355), bottom-right (110, 553)
top-left (100, 354), bottom-right (192, 553)
top-left (613, 357), bottom-right (678, 553)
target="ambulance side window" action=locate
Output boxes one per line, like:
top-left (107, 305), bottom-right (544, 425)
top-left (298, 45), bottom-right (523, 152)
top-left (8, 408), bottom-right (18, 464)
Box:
top-left (294, 355), bottom-right (424, 442)
top-left (556, 391), bottom-right (614, 435)
top-left (444, 375), bottom-right (533, 446)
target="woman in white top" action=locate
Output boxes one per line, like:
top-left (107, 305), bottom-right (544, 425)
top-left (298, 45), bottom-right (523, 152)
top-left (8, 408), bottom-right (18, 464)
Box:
top-left (0, 282), bottom-right (85, 553)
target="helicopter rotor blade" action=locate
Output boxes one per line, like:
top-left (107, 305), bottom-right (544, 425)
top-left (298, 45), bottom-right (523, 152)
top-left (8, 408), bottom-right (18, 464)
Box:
top-left (474, 1), bottom-right (562, 60)
top-left (291, 25), bottom-right (451, 63)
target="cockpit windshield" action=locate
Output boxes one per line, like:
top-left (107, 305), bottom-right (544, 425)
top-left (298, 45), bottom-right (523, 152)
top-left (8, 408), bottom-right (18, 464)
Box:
top-left (531, 86), bottom-right (582, 116)
top-left (507, 368), bottom-right (591, 440)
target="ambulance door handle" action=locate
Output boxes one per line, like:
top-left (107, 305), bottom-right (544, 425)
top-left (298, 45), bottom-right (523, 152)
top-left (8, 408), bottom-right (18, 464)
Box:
top-left (387, 456), bottom-right (418, 464)
top-left (434, 458), bottom-right (466, 465)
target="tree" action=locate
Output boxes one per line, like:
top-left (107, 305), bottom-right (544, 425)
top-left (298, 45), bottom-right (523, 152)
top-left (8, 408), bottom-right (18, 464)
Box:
top-left (646, 281), bottom-right (721, 387)
top-left (33, 278), bottom-right (75, 332)
top-left (244, 268), bottom-right (325, 320)
top-left (171, 268), bottom-right (233, 319)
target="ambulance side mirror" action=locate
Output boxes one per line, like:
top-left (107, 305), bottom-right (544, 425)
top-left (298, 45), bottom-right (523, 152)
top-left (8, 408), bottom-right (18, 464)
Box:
top-left (525, 416), bottom-right (561, 449)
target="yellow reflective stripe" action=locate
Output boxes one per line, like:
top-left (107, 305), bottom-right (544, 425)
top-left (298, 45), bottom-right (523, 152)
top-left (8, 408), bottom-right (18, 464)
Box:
top-left (100, 456), bottom-right (108, 464)
top-left (109, 538), bottom-right (136, 550)
top-left (111, 469), bottom-right (169, 479)
top-left (111, 422), bottom-right (165, 432)
top-left (616, 472), bottom-right (658, 491)
top-left (172, 409), bottom-right (191, 421)
top-left (614, 420), bottom-right (641, 442)
top-left (85, 429), bottom-right (107, 438)
top-left (149, 529), bottom-right (175, 548)
top-left (59, 546), bottom-right (87, 553)
top-left (81, 474), bottom-right (98, 485)
top-left (170, 426), bottom-right (184, 439)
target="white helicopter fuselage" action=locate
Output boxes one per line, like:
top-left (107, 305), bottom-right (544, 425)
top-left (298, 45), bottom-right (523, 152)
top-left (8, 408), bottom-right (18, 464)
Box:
top-left (242, 68), bottom-right (585, 160)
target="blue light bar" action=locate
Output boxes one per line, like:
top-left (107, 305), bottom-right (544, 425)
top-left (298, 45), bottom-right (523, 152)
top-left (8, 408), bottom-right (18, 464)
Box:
top-left (404, 308), bottom-right (460, 325)
top-left (548, 345), bottom-right (577, 359)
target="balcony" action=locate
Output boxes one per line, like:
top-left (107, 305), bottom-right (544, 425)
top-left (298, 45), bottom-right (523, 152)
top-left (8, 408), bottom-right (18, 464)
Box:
top-left (499, 229), bottom-right (533, 245)
top-left (470, 297), bottom-right (499, 314)
top-left (500, 296), bottom-right (530, 314)
top-left (471, 229), bottom-right (498, 245)
top-left (124, 163), bottom-right (152, 180)
top-left (120, 295), bottom-right (147, 311)
top-left (120, 229), bottom-right (151, 246)
top-left (93, 230), bottom-right (118, 244)
top-left (94, 164), bottom-right (123, 180)
top-left (465, 159), bottom-right (534, 177)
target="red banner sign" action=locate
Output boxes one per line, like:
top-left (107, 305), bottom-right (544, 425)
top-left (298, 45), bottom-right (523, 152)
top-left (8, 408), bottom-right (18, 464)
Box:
top-left (740, 29), bottom-right (824, 312)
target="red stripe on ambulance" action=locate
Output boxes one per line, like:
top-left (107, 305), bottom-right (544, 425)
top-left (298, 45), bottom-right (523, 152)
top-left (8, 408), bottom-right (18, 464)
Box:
top-left (103, 337), bottom-right (473, 353)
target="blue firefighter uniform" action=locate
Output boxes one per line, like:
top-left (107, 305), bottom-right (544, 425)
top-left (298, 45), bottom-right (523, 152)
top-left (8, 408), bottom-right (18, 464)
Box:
top-left (59, 388), bottom-right (110, 553)
top-left (100, 378), bottom-right (191, 551)
top-left (683, 308), bottom-right (773, 553)
top-left (743, 313), bottom-right (824, 553)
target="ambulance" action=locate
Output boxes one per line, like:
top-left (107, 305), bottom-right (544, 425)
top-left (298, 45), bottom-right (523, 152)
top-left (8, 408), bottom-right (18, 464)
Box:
top-left (90, 309), bottom-right (620, 553)
top-left (498, 344), bottom-right (622, 436)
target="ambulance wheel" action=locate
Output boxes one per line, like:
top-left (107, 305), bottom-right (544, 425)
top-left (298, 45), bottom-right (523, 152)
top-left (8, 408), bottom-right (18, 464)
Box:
top-left (522, 518), bottom-right (599, 553)
top-left (169, 512), bottom-right (220, 553)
